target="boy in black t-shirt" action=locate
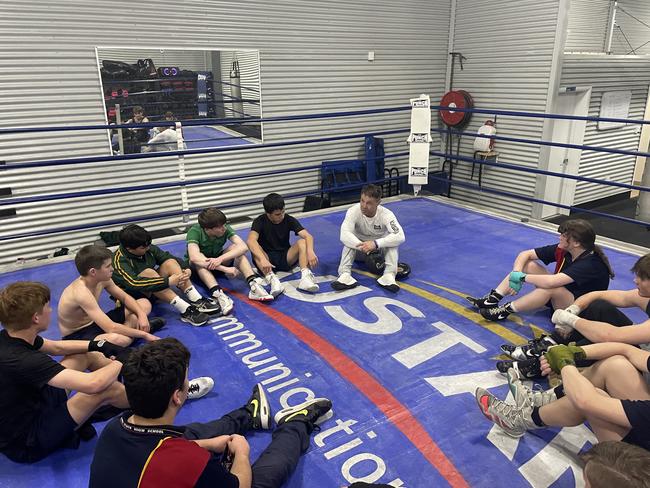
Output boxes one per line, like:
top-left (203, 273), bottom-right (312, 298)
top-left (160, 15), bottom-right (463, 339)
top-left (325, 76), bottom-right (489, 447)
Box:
top-left (247, 193), bottom-right (320, 296)
top-left (466, 219), bottom-right (614, 322)
top-left (0, 281), bottom-right (128, 463)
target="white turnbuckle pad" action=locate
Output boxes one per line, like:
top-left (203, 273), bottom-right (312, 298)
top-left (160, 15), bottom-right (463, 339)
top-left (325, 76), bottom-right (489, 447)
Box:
top-left (408, 95), bottom-right (431, 196)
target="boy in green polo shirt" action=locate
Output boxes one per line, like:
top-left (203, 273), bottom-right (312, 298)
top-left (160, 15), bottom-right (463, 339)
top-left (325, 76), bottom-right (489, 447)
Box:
top-left (186, 208), bottom-right (273, 314)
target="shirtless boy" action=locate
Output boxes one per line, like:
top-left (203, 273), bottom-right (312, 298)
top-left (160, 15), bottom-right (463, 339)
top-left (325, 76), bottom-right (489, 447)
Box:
top-left (58, 245), bottom-right (162, 346)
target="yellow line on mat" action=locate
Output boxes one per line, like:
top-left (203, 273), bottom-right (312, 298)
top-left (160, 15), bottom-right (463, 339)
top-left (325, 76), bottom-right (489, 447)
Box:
top-left (353, 269), bottom-right (543, 345)
top-left (416, 279), bottom-right (548, 339)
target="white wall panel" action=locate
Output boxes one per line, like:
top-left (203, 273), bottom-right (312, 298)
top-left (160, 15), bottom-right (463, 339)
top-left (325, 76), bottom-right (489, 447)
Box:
top-left (0, 0), bottom-right (450, 265)
top-left (565, 0), bottom-right (611, 53)
top-left (560, 54), bottom-right (650, 204)
top-left (445, 0), bottom-right (562, 217)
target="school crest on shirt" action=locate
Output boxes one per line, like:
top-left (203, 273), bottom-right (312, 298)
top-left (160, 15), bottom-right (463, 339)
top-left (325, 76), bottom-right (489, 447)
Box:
top-left (390, 220), bottom-right (399, 233)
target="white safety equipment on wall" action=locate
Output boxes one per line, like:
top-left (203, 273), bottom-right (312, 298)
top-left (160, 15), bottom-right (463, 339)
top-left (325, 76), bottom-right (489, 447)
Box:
top-left (473, 120), bottom-right (496, 152)
top-left (407, 94), bottom-right (432, 196)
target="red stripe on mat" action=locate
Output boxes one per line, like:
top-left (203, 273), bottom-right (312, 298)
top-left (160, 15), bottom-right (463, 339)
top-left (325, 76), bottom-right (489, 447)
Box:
top-left (231, 293), bottom-right (469, 488)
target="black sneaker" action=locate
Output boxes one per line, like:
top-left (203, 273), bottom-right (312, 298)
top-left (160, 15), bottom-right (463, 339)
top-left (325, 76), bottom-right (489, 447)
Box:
top-left (501, 335), bottom-right (557, 360)
top-left (245, 384), bottom-right (271, 430)
top-left (480, 304), bottom-right (511, 321)
top-left (331, 280), bottom-right (358, 291)
top-left (148, 317), bottom-right (166, 333)
top-left (192, 297), bottom-right (221, 315)
top-left (465, 290), bottom-right (501, 309)
top-left (180, 305), bottom-right (209, 326)
top-left (377, 280), bottom-right (400, 293)
top-left (274, 398), bottom-right (333, 428)
top-left (496, 358), bottom-right (542, 379)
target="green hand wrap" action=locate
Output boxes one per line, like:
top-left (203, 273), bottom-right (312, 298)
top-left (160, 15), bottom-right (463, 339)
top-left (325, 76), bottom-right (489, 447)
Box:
top-left (508, 271), bottom-right (526, 292)
top-left (566, 342), bottom-right (587, 361)
top-left (545, 344), bottom-right (586, 373)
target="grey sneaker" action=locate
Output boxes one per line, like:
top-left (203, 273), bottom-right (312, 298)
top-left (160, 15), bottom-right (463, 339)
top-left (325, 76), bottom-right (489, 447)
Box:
top-left (475, 387), bottom-right (536, 438)
top-left (507, 368), bottom-right (557, 408)
top-left (192, 297), bottom-right (221, 315)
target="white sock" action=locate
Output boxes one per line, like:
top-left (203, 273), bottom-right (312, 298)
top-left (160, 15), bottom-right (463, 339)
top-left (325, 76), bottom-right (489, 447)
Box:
top-left (301, 268), bottom-right (310, 277)
top-left (184, 286), bottom-right (202, 302)
top-left (171, 296), bottom-right (191, 313)
top-left (495, 287), bottom-right (507, 296)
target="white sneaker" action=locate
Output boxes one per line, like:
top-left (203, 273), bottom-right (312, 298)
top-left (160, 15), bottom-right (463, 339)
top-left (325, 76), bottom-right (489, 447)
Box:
top-left (268, 274), bottom-right (284, 297)
top-left (214, 290), bottom-right (234, 315)
top-left (377, 272), bottom-right (399, 293)
top-left (298, 269), bottom-right (319, 293)
top-left (331, 272), bottom-right (358, 291)
top-left (249, 280), bottom-right (274, 301)
top-left (187, 377), bottom-right (214, 400)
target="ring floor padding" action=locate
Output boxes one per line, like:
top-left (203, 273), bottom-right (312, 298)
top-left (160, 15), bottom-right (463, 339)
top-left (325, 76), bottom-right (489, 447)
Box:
top-left (0, 198), bottom-right (645, 488)
top-left (183, 125), bottom-right (253, 148)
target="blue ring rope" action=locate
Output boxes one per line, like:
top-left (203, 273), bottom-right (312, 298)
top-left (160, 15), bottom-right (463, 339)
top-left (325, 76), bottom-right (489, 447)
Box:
top-left (0, 107), bottom-right (411, 135)
top-left (2, 171), bottom-right (647, 242)
top-left (429, 150), bottom-right (649, 193)
top-left (431, 104), bottom-right (650, 126)
top-left (3, 144), bottom-right (646, 208)
top-left (0, 176), bottom-right (398, 242)
top-left (0, 152), bottom-right (409, 206)
top-left (3, 128), bottom-right (409, 169)
top-left (3, 102), bottom-right (650, 136)
top-left (435, 126), bottom-right (650, 161)
top-left (426, 173), bottom-right (650, 227)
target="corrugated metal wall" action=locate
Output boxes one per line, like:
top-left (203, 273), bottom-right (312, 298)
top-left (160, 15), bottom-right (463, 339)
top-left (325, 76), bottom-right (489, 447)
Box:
top-left (0, 0), bottom-right (450, 265)
top-left (97, 47), bottom-right (209, 72)
top-left (612, 0), bottom-right (650, 55)
top-left (444, 0), bottom-right (562, 217)
top-left (565, 0), bottom-right (650, 56)
top-left (565, 0), bottom-right (611, 53)
top-left (560, 54), bottom-right (650, 204)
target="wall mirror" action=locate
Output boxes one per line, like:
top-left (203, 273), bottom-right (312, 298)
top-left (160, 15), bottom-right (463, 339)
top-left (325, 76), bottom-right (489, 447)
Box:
top-left (95, 47), bottom-right (262, 154)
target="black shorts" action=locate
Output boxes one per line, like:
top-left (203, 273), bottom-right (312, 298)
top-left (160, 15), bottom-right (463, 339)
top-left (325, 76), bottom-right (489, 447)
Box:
top-left (622, 428), bottom-right (650, 451)
top-left (266, 249), bottom-right (292, 272)
top-left (2, 386), bottom-right (78, 463)
top-left (62, 307), bottom-right (125, 341)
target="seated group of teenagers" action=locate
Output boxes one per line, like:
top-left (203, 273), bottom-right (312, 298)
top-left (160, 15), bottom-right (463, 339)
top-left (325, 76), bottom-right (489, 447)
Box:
top-left (0, 185), bottom-right (405, 488)
top-left (465, 218), bottom-right (650, 479)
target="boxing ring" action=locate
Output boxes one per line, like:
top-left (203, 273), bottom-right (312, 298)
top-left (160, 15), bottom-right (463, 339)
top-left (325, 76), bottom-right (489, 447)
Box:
top-left (0, 102), bottom-right (649, 487)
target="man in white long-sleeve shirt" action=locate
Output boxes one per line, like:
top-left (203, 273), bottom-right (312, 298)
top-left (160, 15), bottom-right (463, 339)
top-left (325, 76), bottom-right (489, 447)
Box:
top-left (332, 184), bottom-right (405, 292)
